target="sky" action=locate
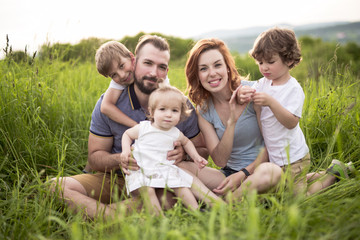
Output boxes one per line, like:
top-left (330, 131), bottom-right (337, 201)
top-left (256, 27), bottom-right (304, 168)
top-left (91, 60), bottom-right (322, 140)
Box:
top-left (1, 0), bottom-right (359, 58)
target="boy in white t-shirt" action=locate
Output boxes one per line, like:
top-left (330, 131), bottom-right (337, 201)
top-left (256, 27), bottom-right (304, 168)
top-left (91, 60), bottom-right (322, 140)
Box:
top-left (238, 27), bottom-right (353, 194)
top-left (250, 27), bottom-right (309, 170)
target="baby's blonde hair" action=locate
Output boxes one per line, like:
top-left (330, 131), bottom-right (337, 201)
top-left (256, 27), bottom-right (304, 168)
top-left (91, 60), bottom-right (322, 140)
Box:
top-left (148, 84), bottom-right (192, 123)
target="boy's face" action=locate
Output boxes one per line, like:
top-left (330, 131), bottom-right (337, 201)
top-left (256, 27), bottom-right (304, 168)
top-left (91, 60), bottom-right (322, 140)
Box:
top-left (256, 53), bottom-right (293, 84)
top-left (108, 55), bottom-right (134, 86)
top-left (133, 43), bottom-right (169, 94)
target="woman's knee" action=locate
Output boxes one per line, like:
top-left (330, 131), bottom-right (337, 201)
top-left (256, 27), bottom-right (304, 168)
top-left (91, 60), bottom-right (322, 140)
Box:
top-left (255, 162), bottom-right (282, 183)
top-left (177, 161), bottom-right (198, 174)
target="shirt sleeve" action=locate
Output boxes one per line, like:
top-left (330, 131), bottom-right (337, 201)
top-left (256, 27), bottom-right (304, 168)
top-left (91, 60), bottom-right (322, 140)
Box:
top-left (284, 86), bottom-right (305, 118)
top-left (89, 96), bottom-right (113, 137)
top-left (109, 80), bottom-right (126, 90)
top-left (241, 80), bottom-right (259, 89)
top-left (176, 100), bottom-right (200, 139)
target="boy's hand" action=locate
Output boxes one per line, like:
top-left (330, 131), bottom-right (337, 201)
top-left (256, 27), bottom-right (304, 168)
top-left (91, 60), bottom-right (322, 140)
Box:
top-left (236, 85), bottom-right (255, 105)
top-left (167, 141), bottom-right (185, 165)
top-left (252, 92), bottom-right (274, 106)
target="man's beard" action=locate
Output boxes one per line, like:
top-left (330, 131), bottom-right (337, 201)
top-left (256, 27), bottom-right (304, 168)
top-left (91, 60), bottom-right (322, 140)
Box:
top-left (134, 74), bottom-right (158, 95)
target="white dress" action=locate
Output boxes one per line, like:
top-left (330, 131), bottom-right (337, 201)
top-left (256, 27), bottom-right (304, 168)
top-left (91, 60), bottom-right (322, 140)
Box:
top-left (126, 121), bottom-right (193, 194)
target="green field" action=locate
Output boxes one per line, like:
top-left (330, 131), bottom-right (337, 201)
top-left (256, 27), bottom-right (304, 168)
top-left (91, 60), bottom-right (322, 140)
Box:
top-left (1, 36), bottom-right (360, 239)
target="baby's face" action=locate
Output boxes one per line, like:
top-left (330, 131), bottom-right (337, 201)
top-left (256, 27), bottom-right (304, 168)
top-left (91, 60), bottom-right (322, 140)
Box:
top-left (152, 95), bottom-right (182, 131)
top-left (108, 56), bottom-right (134, 86)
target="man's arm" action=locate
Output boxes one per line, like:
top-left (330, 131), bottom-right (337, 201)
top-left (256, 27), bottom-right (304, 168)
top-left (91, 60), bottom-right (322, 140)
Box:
top-left (87, 133), bottom-right (121, 172)
top-left (87, 133), bottom-right (139, 173)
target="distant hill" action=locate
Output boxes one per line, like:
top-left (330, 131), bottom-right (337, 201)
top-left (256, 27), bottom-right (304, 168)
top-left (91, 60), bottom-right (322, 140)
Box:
top-left (195, 21), bottom-right (360, 54)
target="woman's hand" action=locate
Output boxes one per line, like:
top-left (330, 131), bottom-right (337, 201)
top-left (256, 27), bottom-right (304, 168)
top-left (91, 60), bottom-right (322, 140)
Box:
top-left (213, 171), bottom-right (246, 195)
top-left (236, 85), bottom-right (255, 105)
top-left (228, 87), bottom-right (247, 126)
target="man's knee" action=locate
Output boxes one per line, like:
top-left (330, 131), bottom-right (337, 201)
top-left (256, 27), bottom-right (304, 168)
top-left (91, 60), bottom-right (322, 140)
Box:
top-left (50, 176), bottom-right (87, 196)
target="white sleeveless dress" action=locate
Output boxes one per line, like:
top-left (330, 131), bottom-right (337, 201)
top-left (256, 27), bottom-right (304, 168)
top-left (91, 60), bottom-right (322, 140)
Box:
top-left (126, 121), bottom-right (193, 194)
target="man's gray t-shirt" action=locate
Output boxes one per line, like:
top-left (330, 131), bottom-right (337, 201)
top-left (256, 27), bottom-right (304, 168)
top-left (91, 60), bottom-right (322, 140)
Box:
top-left (90, 84), bottom-right (200, 153)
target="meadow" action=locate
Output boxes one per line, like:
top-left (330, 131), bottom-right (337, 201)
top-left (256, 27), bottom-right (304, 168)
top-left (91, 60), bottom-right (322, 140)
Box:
top-left (0, 36), bottom-right (360, 239)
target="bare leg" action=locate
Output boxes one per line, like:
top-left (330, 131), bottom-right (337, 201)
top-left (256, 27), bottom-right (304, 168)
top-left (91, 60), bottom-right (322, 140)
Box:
top-left (173, 187), bottom-right (199, 210)
top-left (51, 177), bottom-right (119, 219)
top-left (132, 187), bottom-right (163, 216)
top-left (178, 161), bottom-right (225, 191)
top-left (190, 175), bottom-right (225, 205)
top-left (232, 162), bottom-right (282, 200)
top-left (306, 170), bottom-right (336, 195)
top-left (155, 189), bottom-right (177, 210)
top-left (82, 163), bottom-right (92, 173)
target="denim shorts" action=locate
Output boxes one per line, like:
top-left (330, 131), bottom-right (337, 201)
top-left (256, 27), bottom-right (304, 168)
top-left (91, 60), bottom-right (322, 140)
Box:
top-left (220, 166), bottom-right (239, 177)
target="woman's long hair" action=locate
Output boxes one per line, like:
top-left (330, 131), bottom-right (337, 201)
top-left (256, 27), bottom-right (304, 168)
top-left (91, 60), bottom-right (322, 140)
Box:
top-left (185, 38), bottom-right (243, 111)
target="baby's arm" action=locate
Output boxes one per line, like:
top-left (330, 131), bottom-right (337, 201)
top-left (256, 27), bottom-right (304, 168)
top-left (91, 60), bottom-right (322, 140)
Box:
top-left (120, 124), bottom-right (140, 174)
top-left (253, 92), bottom-right (299, 129)
top-left (101, 88), bottom-right (138, 127)
top-left (178, 132), bottom-right (208, 168)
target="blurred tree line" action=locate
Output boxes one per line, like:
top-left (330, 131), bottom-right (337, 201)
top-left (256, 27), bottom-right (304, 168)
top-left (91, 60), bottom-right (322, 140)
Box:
top-left (1, 32), bottom-right (193, 65)
top-left (234, 36), bottom-right (360, 81)
top-left (3, 33), bottom-right (360, 80)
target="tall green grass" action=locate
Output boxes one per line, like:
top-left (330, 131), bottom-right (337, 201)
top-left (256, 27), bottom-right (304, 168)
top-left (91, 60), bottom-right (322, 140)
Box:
top-left (0, 54), bottom-right (359, 239)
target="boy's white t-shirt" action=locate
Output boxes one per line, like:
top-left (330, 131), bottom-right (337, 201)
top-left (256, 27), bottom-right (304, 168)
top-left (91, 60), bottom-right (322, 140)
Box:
top-left (108, 75), bottom-right (170, 90)
top-left (255, 77), bottom-right (309, 166)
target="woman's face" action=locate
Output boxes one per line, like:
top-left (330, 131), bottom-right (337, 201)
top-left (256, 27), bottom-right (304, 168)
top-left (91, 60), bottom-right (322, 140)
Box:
top-left (197, 49), bottom-right (228, 93)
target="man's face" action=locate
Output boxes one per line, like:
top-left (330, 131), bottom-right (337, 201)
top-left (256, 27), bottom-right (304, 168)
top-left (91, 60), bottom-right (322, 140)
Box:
top-left (133, 43), bottom-right (170, 94)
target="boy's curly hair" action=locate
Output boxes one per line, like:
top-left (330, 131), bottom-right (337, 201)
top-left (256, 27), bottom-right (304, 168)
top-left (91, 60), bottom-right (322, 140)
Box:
top-left (249, 27), bottom-right (302, 69)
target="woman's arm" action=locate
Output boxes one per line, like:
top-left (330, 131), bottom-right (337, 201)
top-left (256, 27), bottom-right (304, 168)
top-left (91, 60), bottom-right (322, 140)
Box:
top-left (213, 147), bottom-right (269, 195)
top-left (198, 90), bottom-right (246, 168)
top-left (198, 114), bottom-right (233, 167)
top-left (253, 104), bottom-right (263, 134)
top-left (101, 88), bottom-right (138, 127)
